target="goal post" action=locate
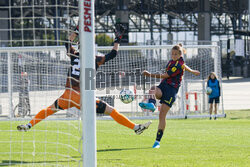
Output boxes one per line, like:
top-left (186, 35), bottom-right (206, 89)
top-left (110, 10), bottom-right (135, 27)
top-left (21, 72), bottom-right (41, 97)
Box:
top-left (79, 0), bottom-right (96, 167)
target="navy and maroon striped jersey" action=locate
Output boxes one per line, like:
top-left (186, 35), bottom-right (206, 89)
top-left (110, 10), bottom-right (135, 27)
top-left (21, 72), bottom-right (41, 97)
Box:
top-left (163, 57), bottom-right (185, 89)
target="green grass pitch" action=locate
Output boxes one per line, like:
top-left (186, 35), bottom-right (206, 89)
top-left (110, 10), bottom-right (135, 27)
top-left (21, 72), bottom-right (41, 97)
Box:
top-left (0, 110), bottom-right (249, 167)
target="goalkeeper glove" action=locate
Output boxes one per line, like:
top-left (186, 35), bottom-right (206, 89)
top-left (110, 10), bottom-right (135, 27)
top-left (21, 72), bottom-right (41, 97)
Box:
top-left (114, 23), bottom-right (125, 43)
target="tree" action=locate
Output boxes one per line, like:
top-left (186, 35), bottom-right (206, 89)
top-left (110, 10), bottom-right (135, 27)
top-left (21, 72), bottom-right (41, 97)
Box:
top-left (95, 33), bottom-right (113, 46)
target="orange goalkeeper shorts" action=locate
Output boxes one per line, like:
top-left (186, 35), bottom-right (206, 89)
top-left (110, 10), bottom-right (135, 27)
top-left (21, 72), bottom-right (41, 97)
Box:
top-left (56, 89), bottom-right (80, 110)
top-left (55, 89), bottom-right (107, 113)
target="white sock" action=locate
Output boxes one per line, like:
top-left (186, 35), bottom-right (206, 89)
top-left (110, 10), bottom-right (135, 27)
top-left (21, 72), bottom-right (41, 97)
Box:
top-left (27, 123), bottom-right (32, 128)
top-left (133, 124), bottom-right (139, 130)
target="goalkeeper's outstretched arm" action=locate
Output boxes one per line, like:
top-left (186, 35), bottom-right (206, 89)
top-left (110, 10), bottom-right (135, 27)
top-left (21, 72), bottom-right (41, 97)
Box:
top-left (68, 23), bottom-right (125, 69)
top-left (96, 24), bottom-right (125, 68)
top-left (103, 23), bottom-right (126, 61)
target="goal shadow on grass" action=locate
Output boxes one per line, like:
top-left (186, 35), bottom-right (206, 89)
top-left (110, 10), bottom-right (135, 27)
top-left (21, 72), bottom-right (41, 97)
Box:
top-left (97, 146), bottom-right (152, 152)
top-left (0, 160), bottom-right (77, 166)
top-left (70, 147), bottom-right (152, 159)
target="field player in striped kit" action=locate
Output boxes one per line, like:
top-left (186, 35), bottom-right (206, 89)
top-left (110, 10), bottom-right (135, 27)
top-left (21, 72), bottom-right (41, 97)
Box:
top-left (139, 44), bottom-right (200, 148)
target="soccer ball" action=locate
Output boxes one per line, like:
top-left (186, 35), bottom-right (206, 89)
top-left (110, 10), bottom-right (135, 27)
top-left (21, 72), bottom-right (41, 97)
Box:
top-left (119, 89), bottom-right (134, 104)
top-left (206, 87), bottom-right (212, 95)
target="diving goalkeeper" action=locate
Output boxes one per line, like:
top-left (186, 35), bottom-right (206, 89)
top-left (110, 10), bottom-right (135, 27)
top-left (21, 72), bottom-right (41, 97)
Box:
top-left (17, 24), bottom-right (151, 134)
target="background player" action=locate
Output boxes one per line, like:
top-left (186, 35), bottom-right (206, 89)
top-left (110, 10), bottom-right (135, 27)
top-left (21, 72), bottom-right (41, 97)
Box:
top-left (139, 44), bottom-right (200, 148)
top-left (207, 72), bottom-right (221, 120)
top-left (17, 24), bottom-right (151, 135)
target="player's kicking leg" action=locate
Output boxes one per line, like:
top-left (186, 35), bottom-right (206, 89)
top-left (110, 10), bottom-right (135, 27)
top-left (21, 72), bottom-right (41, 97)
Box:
top-left (139, 86), bottom-right (158, 112)
top-left (96, 99), bottom-right (152, 135)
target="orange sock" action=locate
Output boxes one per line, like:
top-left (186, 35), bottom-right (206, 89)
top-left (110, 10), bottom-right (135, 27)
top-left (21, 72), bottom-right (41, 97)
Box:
top-left (29, 107), bottom-right (56, 127)
top-left (110, 109), bottom-right (135, 130)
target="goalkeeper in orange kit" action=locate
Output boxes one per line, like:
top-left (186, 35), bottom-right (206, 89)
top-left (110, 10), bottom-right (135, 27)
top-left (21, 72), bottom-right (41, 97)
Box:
top-left (17, 24), bottom-right (151, 134)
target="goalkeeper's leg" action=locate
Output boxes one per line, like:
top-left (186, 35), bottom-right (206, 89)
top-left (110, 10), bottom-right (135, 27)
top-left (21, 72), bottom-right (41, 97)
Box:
top-left (96, 99), bottom-right (151, 135)
top-left (17, 105), bottom-right (58, 131)
top-left (17, 89), bottom-right (80, 131)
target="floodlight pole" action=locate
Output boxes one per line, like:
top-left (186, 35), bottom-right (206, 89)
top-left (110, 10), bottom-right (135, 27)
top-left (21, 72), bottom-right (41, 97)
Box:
top-left (79, 0), bottom-right (96, 166)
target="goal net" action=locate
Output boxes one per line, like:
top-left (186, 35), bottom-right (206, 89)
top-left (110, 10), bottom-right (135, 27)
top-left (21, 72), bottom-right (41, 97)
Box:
top-left (0, 1), bottom-right (83, 166)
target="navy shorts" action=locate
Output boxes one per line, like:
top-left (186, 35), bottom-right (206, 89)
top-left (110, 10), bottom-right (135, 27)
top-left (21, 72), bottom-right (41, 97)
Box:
top-left (208, 97), bottom-right (220, 104)
top-left (157, 81), bottom-right (178, 108)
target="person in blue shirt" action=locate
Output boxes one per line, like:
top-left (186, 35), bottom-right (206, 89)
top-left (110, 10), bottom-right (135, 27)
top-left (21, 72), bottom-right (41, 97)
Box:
top-left (207, 72), bottom-right (221, 120)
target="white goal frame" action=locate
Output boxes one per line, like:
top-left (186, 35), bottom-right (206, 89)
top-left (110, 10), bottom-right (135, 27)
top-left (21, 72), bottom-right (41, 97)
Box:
top-left (0, 44), bottom-right (225, 121)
